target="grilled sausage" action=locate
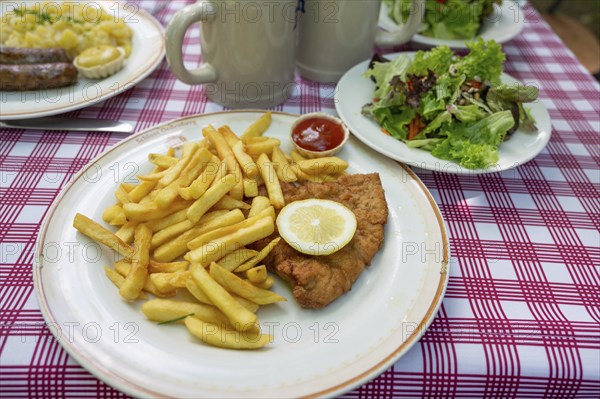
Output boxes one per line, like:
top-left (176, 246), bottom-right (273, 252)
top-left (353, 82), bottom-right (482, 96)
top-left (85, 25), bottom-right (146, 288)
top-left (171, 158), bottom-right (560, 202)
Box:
top-left (0, 63), bottom-right (79, 91)
top-left (0, 46), bottom-right (72, 65)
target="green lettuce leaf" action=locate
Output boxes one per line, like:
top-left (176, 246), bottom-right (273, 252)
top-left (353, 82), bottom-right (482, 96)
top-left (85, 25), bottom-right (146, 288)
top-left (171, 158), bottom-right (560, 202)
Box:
top-left (385, 1), bottom-right (503, 40)
top-left (432, 139), bottom-right (499, 169)
top-left (405, 138), bottom-right (445, 151)
top-left (487, 84), bottom-right (539, 103)
top-left (420, 93), bottom-right (446, 119)
top-left (385, 0), bottom-right (413, 24)
top-left (431, 110), bottom-right (515, 169)
top-left (518, 104), bottom-right (537, 132)
top-left (435, 73), bottom-right (465, 104)
top-left (421, 109), bottom-right (453, 136)
top-left (369, 106), bottom-right (416, 141)
top-left (407, 45), bottom-right (455, 76)
top-left (452, 104), bottom-right (487, 123)
top-left (422, 0), bottom-right (483, 40)
top-left (364, 55), bottom-right (411, 100)
top-left (455, 38), bottom-right (505, 83)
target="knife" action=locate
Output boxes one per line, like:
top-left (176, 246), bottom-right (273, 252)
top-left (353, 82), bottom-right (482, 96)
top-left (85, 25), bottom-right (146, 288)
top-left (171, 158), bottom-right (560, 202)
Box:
top-left (0, 117), bottom-right (134, 133)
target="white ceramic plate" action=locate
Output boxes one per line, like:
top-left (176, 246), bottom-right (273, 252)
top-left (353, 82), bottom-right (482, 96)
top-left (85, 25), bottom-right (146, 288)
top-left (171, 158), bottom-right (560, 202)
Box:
top-left (34, 111), bottom-right (449, 398)
top-left (0, 1), bottom-right (164, 120)
top-left (379, 1), bottom-right (524, 48)
top-left (335, 53), bottom-right (552, 175)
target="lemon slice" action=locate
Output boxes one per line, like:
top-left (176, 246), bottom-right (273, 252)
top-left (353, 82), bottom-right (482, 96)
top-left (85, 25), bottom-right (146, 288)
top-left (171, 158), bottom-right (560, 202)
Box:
top-left (276, 199), bottom-right (357, 256)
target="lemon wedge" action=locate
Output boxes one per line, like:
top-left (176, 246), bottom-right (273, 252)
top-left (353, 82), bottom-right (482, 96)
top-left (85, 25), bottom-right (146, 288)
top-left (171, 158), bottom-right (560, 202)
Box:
top-left (276, 199), bottom-right (357, 256)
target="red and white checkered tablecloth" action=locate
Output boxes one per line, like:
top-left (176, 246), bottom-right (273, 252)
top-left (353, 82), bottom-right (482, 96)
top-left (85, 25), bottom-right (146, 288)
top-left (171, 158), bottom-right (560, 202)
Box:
top-left (1, 1), bottom-right (599, 398)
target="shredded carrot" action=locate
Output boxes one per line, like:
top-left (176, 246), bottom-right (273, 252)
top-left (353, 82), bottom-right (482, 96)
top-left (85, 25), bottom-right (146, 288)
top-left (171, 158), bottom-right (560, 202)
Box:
top-left (407, 114), bottom-right (426, 141)
top-left (381, 128), bottom-right (391, 136)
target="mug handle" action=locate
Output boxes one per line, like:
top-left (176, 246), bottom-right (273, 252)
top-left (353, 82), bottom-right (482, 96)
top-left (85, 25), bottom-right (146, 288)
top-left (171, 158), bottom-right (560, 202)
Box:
top-left (375, 0), bottom-right (425, 48)
top-left (165, 1), bottom-right (217, 85)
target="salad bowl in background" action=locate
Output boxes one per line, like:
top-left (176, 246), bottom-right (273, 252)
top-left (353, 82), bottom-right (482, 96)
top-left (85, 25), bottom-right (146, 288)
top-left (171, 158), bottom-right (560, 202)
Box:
top-left (380, 0), bottom-right (525, 49)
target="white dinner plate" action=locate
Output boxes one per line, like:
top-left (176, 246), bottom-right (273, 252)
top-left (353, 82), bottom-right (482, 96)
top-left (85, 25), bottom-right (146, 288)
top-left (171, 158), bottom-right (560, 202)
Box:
top-left (379, 0), bottom-right (525, 48)
top-left (34, 111), bottom-right (450, 398)
top-left (0, 1), bottom-right (164, 120)
top-left (335, 53), bottom-right (552, 175)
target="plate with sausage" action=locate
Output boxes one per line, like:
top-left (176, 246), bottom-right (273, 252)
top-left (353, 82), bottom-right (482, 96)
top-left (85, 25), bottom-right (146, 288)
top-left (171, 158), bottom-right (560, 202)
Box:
top-left (0, 1), bottom-right (165, 120)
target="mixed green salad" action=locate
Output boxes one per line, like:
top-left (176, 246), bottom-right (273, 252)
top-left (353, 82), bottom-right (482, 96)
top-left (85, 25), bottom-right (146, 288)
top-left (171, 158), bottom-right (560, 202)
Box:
top-left (362, 39), bottom-right (538, 169)
top-left (384, 0), bottom-right (502, 40)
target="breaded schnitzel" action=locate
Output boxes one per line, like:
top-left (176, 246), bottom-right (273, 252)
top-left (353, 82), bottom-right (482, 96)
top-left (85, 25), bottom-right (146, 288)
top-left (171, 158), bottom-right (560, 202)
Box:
top-left (260, 173), bottom-right (388, 309)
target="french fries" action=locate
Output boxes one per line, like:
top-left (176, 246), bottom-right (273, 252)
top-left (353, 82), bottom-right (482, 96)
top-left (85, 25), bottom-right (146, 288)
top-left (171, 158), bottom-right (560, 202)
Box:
top-left (212, 195), bottom-right (251, 211)
top-left (104, 267), bottom-right (147, 300)
top-left (234, 237), bottom-right (280, 272)
top-left (148, 153), bottom-right (178, 168)
top-left (154, 148), bottom-right (212, 208)
top-left (72, 112), bottom-right (355, 351)
top-left (256, 153), bottom-right (285, 209)
top-left (158, 143), bottom-right (198, 187)
top-left (178, 157), bottom-right (220, 200)
top-left (153, 209), bottom-right (245, 262)
top-left (185, 317), bottom-right (271, 350)
top-left (241, 111), bottom-right (271, 142)
top-left (150, 210), bottom-right (230, 249)
top-left (272, 145), bottom-right (297, 183)
top-left (243, 178), bottom-right (259, 198)
top-left (123, 198), bottom-right (191, 222)
top-left (119, 224), bottom-right (152, 300)
top-left (114, 221), bottom-right (138, 243)
top-left (114, 184), bottom-right (132, 205)
top-left (290, 149), bottom-right (306, 162)
top-left (253, 275), bottom-right (276, 290)
top-left (209, 262), bottom-right (286, 305)
top-left (248, 196), bottom-right (271, 218)
top-left (246, 265), bottom-right (267, 284)
top-left (141, 298), bottom-right (231, 327)
top-left (245, 138), bottom-right (280, 156)
top-left (218, 125), bottom-right (241, 147)
top-left (203, 125), bottom-right (244, 200)
top-left (149, 260), bottom-right (189, 274)
top-left (187, 211), bottom-right (274, 250)
top-left (114, 260), bottom-right (175, 297)
top-left (232, 141), bottom-right (259, 179)
top-left (187, 174), bottom-right (237, 223)
top-left (145, 208), bottom-right (189, 232)
top-left (149, 270), bottom-right (190, 293)
top-left (73, 213), bottom-right (133, 257)
top-left (190, 264), bottom-right (257, 330)
top-left (102, 205), bottom-right (126, 226)
top-left (185, 277), bottom-right (259, 312)
top-left (216, 248), bottom-right (258, 272)
top-left (296, 157), bottom-right (348, 175)
top-left (185, 216), bottom-right (274, 265)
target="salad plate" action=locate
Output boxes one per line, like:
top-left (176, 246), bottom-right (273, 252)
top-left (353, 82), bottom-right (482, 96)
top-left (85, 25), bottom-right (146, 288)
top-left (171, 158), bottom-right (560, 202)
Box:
top-left (34, 111), bottom-right (449, 398)
top-left (335, 51), bottom-right (552, 175)
top-left (379, 0), bottom-right (525, 49)
top-left (0, 1), bottom-right (165, 120)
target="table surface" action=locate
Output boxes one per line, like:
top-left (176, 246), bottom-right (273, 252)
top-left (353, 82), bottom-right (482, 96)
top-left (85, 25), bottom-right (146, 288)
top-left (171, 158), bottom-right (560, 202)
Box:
top-left (1, 1), bottom-right (599, 398)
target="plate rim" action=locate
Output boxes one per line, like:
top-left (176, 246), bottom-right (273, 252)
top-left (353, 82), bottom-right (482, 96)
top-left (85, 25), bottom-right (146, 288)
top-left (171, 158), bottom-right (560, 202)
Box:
top-left (335, 52), bottom-right (552, 175)
top-left (410, 0), bottom-right (525, 48)
top-left (33, 110), bottom-right (450, 398)
top-left (0, 1), bottom-right (165, 120)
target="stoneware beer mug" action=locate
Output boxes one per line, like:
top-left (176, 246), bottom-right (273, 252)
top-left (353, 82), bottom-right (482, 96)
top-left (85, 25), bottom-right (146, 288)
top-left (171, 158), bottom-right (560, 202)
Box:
top-left (296, 0), bottom-right (425, 83)
top-left (166, 0), bottom-right (297, 108)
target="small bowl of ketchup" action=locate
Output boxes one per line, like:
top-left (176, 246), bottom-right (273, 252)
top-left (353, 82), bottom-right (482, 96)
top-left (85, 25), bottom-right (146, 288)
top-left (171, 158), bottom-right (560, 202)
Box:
top-left (290, 113), bottom-right (349, 159)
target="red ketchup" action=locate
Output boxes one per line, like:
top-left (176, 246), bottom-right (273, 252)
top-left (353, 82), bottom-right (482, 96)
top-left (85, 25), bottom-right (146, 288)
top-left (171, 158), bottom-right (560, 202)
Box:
top-left (291, 117), bottom-right (345, 152)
